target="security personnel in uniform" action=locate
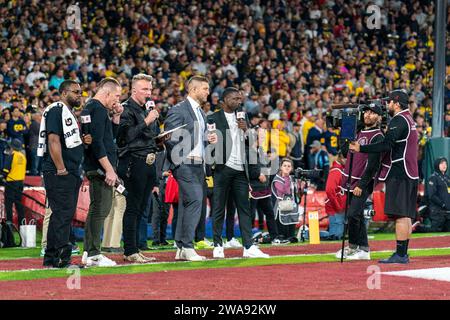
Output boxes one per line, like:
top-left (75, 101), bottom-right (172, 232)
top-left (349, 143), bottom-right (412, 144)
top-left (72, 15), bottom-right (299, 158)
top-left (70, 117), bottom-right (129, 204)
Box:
top-left (426, 157), bottom-right (450, 231)
top-left (116, 74), bottom-right (160, 263)
top-left (2, 138), bottom-right (27, 226)
top-left (351, 89), bottom-right (419, 264)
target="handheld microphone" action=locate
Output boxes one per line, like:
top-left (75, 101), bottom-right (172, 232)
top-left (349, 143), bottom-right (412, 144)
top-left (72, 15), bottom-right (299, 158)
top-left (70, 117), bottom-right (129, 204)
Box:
top-left (80, 111), bottom-right (91, 149)
top-left (236, 111), bottom-right (246, 120)
top-left (207, 118), bottom-right (216, 133)
top-left (80, 114), bottom-right (91, 135)
top-left (235, 109), bottom-right (245, 142)
top-left (145, 98), bottom-right (156, 111)
top-left (96, 169), bottom-right (128, 196)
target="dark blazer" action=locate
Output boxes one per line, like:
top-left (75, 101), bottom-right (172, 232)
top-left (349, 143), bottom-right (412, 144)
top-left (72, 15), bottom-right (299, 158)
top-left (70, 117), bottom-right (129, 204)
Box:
top-left (164, 98), bottom-right (207, 167)
top-left (207, 108), bottom-right (258, 179)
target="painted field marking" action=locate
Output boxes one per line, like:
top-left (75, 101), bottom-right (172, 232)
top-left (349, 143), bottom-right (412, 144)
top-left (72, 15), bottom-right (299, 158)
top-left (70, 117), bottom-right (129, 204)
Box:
top-left (382, 267), bottom-right (450, 283)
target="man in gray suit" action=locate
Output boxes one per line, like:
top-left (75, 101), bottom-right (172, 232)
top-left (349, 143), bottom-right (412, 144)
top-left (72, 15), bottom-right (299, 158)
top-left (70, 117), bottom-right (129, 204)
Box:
top-left (164, 76), bottom-right (217, 261)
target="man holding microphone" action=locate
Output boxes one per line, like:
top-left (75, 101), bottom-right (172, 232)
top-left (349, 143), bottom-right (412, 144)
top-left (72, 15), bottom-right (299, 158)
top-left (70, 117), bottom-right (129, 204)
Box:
top-left (350, 89), bottom-right (418, 264)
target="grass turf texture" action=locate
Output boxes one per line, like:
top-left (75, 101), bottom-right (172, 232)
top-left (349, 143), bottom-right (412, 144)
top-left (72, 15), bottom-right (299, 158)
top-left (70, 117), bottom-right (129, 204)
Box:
top-left (1, 246), bottom-right (450, 282)
top-left (2, 232), bottom-right (450, 261)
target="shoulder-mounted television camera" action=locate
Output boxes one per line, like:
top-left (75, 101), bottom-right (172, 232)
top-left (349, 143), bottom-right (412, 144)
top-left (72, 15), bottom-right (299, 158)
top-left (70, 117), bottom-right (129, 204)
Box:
top-left (326, 100), bottom-right (388, 141)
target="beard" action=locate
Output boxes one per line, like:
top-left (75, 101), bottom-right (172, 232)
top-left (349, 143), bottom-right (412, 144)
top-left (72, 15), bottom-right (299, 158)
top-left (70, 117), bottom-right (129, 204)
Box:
top-left (388, 109), bottom-right (395, 117)
top-left (67, 97), bottom-right (81, 109)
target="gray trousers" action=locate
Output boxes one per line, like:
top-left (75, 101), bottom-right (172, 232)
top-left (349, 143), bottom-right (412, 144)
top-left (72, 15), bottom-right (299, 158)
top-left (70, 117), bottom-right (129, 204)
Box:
top-left (84, 171), bottom-right (114, 257)
top-left (172, 164), bottom-right (205, 249)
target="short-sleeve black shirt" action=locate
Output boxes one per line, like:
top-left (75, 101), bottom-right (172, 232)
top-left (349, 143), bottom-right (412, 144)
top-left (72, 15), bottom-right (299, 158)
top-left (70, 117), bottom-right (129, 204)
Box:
top-left (41, 105), bottom-right (84, 175)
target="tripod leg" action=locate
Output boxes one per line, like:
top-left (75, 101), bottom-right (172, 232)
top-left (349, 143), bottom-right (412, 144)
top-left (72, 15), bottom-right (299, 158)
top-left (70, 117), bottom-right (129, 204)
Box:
top-left (340, 152), bottom-right (354, 263)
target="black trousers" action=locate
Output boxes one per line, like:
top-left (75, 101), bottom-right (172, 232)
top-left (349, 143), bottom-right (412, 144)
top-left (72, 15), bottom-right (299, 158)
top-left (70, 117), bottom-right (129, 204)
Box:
top-left (151, 180), bottom-right (170, 243)
top-left (429, 209), bottom-right (450, 232)
top-left (5, 181), bottom-right (25, 226)
top-left (250, 197), bottom-right (279, 239)
top-left (120, 156), bottom-right (156, 256)
top-left (347, 180), bottom-right (373, 250)
top-left (225, 196), bottom-right (236, 241)
top-left (43, 172), bottom-right (82, 267)
top-left (212, 166), bottom-right (253, 249)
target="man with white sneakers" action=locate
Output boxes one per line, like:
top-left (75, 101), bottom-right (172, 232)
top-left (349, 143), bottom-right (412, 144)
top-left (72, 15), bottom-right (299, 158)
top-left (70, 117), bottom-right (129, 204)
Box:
top-left (335, 103), bottom-right (386, 261)
top-left (208, 87), bottom-right (269, 259)
top-left (80, 78), bottom-right (123, 267)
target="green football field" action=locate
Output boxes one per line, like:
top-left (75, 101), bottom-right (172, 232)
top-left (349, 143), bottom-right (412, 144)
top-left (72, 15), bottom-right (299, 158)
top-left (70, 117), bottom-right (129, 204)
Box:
top-left (1, 232), bottom-right (450, 283)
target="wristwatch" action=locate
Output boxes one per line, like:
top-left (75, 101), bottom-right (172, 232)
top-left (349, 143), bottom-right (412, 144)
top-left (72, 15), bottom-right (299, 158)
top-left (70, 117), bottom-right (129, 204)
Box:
top-left (57, 168), bottom-right (67, 175)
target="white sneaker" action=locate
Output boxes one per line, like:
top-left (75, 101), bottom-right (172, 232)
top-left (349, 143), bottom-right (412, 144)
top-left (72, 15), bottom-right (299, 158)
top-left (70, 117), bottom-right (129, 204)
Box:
top-left (180, 248), bottom-right (207, 261)
top-left (335, 246), bottom-right (358, 259)
top-left (81, 251), bottom-right (88, 265)
top-left (213, 246), bottom-right (225, 259)
top-left (86, 254), bottom-right (117, 267)
top-left (225, 237), bottom-right (243, 248)
top-left (243, 245), bottom-right (270, 258)
top-left (175, 248), bottom-right (182, 260)
top-left (346, 249), bottom-right (371, 260)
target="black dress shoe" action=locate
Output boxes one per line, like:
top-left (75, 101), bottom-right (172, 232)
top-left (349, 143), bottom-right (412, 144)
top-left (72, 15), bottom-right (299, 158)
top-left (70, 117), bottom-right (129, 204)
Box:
top-left (160, 240), bottom-right (170, 246)
top-left (151, 241), bottom-right (161, 246)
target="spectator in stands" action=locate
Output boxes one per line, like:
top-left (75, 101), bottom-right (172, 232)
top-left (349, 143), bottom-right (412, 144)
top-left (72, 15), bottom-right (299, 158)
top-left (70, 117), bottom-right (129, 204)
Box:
top-left (28, 111), bottom-right (42, 176)
top-left (271, 119), bottom-right (290, 160)
top-left (7, 107), bottom-right (28, 146)
top-left (305, 118), bottom-right (325, 169)
top-left (309, 140), bottom-right (329, 191)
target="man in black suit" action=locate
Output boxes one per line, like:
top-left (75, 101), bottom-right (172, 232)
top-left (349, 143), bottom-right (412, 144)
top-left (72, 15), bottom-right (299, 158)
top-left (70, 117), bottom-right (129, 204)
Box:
top-left (208, 87), bottom-right (269, 259)
top-left (164, 76), bottom-right (216, 261)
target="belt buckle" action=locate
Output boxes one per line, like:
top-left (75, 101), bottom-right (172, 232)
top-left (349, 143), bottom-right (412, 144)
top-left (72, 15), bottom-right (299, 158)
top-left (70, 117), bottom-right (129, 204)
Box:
top-left (146, 153), bottom-right (156, 165)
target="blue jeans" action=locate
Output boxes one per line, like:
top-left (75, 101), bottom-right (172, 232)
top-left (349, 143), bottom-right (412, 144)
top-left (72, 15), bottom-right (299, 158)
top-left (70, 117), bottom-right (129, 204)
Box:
top-left (328, 213), bottom-right (345, 239)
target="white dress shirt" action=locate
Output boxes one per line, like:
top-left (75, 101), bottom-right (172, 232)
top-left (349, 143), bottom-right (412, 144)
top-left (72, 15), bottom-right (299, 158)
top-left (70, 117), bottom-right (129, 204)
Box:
top-left (224, 111), bottom-right (244, 171)
top-left (187, 96), bottom-right (205, 159)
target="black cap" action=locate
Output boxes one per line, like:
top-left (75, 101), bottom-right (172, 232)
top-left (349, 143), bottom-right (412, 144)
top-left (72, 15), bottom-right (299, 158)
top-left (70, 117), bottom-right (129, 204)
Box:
top-left (10, 139), bottom-right (23, 151)
top-left (383, 89), bottom-right (409, 108)
top-left (362, 102), bottom-right (383, 116)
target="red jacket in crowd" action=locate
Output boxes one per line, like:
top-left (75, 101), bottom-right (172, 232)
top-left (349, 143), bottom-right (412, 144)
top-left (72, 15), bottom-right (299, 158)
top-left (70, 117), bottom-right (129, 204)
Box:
top-left (325, 160), bottom-right (347, 215)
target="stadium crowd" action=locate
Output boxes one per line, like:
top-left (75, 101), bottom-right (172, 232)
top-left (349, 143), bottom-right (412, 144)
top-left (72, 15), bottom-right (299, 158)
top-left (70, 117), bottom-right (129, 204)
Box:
top-left (0, 0), bottom-right (450, 258)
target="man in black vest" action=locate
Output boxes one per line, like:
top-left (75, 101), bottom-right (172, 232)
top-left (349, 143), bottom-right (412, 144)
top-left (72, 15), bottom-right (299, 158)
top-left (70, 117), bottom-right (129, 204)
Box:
top-left (350, 89), bottom-right (419, 264)
top-left (208, 87), bottom-right (269, 259)
top-left (336, 103), bottom-right (383, 261)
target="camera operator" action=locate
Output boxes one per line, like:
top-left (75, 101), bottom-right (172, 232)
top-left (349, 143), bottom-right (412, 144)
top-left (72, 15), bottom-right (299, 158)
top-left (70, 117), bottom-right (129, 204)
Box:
top-left (116, 74), bottom-right (160, 263)
top-left (350, 89), bottom-right (418, 264)
top-left (336, 103), bottom-right (384, 260)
